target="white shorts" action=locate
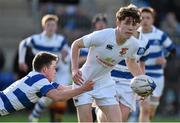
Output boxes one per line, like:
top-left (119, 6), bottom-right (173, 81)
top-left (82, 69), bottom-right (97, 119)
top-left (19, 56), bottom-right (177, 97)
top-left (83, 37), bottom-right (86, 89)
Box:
top-left (114, 78), bottom-right (136, 111)
top-left (73, 78), bottom-right (118, 107)
top-left (151, 76), bottom-right (164, 97)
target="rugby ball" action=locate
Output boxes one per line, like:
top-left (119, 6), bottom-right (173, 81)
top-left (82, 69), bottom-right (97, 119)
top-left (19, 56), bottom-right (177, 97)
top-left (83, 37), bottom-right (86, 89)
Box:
top-left (130, 75), bottom-right (156, 97)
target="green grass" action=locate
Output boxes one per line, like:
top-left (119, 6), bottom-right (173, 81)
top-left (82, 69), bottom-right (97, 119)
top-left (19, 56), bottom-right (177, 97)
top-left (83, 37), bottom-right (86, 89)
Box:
top-left (0, 110), bottom-right (180, 122)
top-left (0, 110), bottom-right (77, 122)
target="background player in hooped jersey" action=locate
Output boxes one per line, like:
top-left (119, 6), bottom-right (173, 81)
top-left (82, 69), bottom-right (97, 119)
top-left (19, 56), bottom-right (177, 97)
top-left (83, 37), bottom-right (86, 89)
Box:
top-left (19, 14), bottom-right (71, 85)
top-left (71, 4), bottom-right (145, 122)
top-left (138, 7), bottom-right (176, 122)
top-left (18, 14), bottom-right (71, 122)
top-left (0, 52), bottom-right (94, 116)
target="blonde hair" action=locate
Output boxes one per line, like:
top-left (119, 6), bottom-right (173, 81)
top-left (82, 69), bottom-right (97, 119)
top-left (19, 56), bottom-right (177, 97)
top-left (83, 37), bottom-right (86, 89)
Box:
top-left (41, 14), bottom-right (59, 27)
top-left (139, 7), bottom-right (155, 18)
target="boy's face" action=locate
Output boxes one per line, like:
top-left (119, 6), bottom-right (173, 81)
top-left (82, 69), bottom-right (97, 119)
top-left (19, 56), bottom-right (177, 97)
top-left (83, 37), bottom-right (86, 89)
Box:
top-left (43, 20), bottom-right (57, 35)
top-left (140, 12), bottom-right (154, 30)
top-left (44, 60), bottom-right (57, 82)
top-left (95, 21), bottom-right (107, 30)
top-left (117, 17), bottom-right (138, 39)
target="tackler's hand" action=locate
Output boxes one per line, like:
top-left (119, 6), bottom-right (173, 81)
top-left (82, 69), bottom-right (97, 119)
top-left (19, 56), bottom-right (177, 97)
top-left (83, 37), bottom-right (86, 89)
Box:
top-left (72, 69), bottom-right (84, 85)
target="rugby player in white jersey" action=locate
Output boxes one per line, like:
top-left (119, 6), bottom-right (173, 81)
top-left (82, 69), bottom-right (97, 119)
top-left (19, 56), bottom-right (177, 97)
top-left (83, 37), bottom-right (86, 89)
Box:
top-left (0, 52), bottom-right (94, 116)
top-left (18, 14), bottom-right (71, 122)
top-left (96, 18), bottom-right (150, 122)
top-left (97, 33), bottom-right (150, 122)
top-left (138, 7), bottom-right (176, 122)
top-left (71, 4), bottom-right (144, 122)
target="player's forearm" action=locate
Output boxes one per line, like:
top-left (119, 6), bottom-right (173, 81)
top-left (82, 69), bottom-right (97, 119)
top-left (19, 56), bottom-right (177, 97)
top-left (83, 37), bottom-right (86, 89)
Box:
top-left (55, 87), bottom-right (86, 101)
top-left (57, 85), bottom-right (72, 90)
top-left (71, 40), bottom-right (81, 70)
top-left (139, 61), bottom-right (145, 74)
top-left (126, 58), bottom-right (143, 76)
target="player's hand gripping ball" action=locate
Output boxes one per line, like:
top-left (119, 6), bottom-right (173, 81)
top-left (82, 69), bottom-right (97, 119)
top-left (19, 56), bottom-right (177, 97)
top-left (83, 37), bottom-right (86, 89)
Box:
top-left (130, 75), bottom-right (156, 97)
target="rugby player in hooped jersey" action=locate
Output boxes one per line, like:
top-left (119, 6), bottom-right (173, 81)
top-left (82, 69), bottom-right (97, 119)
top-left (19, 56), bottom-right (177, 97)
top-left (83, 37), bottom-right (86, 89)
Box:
top-left (71, 4), bottom-right (144, 122)
top-left (19, 14), bottom-right (72, 122)
top-left (0, 52), bottom-right (94, 116)
top-left (138, 7), bottom-right (176, 122)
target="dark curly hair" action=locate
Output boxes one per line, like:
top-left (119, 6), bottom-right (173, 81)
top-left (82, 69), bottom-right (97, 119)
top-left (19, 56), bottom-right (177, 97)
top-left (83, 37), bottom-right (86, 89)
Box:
top-left (116, 4), bottom-right (141, 24)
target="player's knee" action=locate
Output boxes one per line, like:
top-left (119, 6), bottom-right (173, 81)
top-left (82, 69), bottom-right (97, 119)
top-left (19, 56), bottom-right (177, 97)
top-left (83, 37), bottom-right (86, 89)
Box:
top-left (149, 112), bottom-right (155, 120)
top-left (149, 98), bottom-right (160, 107)
top-left (141, 107), bottom-right (150, 116)
top-left (140, 103), bottom-right (150, 115)
top-left (76, 105), bottom-right (93, 122)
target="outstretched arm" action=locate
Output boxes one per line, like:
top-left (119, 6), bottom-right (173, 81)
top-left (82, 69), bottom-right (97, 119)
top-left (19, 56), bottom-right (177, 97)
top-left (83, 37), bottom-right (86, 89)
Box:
top-left (46, 80), bottom-right (94, 101)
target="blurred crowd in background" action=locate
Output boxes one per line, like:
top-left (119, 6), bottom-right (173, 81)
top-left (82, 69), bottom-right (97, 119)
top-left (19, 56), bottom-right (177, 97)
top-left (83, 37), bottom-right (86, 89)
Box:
top-left (0, 0), bottom-right (180, 119)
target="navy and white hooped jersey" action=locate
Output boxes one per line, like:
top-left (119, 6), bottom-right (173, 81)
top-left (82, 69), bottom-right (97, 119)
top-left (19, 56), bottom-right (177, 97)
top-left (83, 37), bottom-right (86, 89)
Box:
top-left (80, 48), bottom-right (89, 57)
top-left (18, 32), bottom-right (69, 64)
top-left (138, 26), bottom-right (175, 78)
top-left (111, 31), bottom-right (150, 83)
top-left (0, 71), bottom-right (59, 116)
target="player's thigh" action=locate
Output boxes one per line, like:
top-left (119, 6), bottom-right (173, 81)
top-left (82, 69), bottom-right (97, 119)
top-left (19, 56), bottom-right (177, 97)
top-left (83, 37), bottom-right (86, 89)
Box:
top-left (76, 103), bottom-right (93, 122)
top-left (115, 82), bottom-right (136, 112)
top-left (152, 76), bottom-right (164, 97)
top-left (119, 102), bottom-right (131, 121)
top-left (99, 104), bottom-right (122, 122)
top-left (96, 107), bottom-right (108, 122)
top-left (73, 84), bottom-right (93, 106)
top-left (149, 77), bottom-right (163, 109)
top-left (139, 98), bottom-right (151, 113)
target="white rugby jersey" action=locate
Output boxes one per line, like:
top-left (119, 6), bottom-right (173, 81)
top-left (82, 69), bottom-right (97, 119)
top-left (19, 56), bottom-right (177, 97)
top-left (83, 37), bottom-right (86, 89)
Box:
top-left (0, 71), bottom-right (59, 116)
top-left (80, 28), bottom-right (140, 87)
top-left (138, 26), bottom-right (175, 78)
top-left (111, 31), bottom-right (150, 83)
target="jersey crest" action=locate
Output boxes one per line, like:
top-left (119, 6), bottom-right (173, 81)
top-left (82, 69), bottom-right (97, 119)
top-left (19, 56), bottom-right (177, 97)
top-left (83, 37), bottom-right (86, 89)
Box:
top-left (137, 47), bottom-right (145, 55)
top-left (119, 48), bottom-right (128, 56)
top-left (106, 44), bottom-right (113, 50)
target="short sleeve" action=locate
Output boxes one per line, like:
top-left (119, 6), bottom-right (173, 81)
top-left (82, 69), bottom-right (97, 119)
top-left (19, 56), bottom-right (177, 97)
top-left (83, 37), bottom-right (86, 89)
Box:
top-left (34, 78), bottom-right (55, 96)
top-left (82, 31), bottom-right (104, 48)
top-left (52, 82), bottom-right (60, 89)
top-left (139, 39), bottom-right (150, 62)
top-left (24, 36), bottom-right (33, 47)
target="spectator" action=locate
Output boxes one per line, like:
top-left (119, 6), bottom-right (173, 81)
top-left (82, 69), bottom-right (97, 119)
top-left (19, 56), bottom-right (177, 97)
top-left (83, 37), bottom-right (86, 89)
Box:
top-left (161, 12), bottom-right (180, 38)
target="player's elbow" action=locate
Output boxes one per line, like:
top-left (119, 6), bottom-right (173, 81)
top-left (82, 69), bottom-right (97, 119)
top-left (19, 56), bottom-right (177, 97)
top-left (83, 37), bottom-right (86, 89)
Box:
top-left (52, 93), bottom-right (69, 102)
